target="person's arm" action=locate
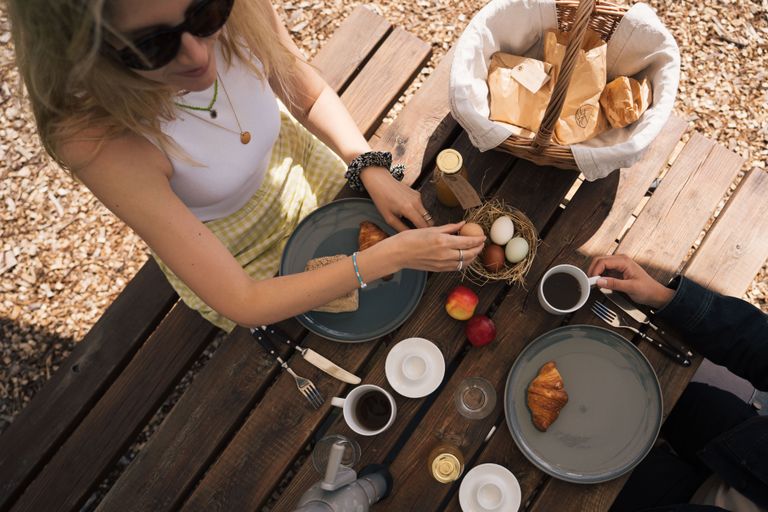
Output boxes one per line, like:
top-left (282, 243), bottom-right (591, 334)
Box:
top-left (263, 2), bottom-right (431, 232)
top-left (64, 133), bottom-right (484, 328)
top-left (654, 276), bottom-right (768, 390)
top-left (589, 255), bottom-right (768, 390)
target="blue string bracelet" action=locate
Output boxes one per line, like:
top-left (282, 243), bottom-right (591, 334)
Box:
top-left (351, 252), bottom-right (367, 289)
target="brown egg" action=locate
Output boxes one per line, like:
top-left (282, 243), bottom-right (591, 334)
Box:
top-left (481, 244), bottom-right (506, 272)
top-left (459, 222), bottom-right (485, 238)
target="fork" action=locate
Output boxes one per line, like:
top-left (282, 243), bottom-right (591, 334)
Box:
top-left (251, 327), bottom-right (325, 409)
top-left (591, 302), bottom-right (691, 367)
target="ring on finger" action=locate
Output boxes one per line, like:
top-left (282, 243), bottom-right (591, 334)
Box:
top-left (422, 211), bottom-right (433, 221)
top-left (458, 248), bottom-right (464, 262)
top-left (456, 259), bottom-right (463, 272)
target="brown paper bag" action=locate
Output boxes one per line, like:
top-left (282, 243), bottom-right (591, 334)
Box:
top-left (488, 52), bottom-right (554, 135)
top-left (543, 30), bottom-right (608, 145)
top-left (600, 76), bottom-right (652, 129)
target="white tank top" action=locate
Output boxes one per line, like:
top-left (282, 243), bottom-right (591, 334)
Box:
top-left (160, 44), bottom-right (281, 221)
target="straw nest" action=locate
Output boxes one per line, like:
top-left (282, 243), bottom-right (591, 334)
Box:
top-left (463, 199), bottom-right (538, 286)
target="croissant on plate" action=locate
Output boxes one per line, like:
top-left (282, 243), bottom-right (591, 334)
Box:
top-left (358, 221), bottom-right (393, 281)
top-left (527, 361), bottom-right (568, 432)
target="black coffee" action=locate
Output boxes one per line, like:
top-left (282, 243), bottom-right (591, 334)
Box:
top-left (543, 272), bottom-right (582, 310)
top-left (354, 390), bottom-right (392, 431)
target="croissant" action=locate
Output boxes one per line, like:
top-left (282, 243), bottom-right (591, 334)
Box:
top-left (358, 221), bottom-right (393, 280)
top-left (527, 361), bottom-right (568, 432)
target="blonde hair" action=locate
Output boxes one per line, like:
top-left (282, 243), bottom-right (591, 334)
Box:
top-left (6, 0), bottom-right (297, 171)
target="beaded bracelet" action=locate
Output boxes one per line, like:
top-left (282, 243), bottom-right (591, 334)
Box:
top-left (351, 252), bottom-right (367, 289)
top-left (345, 151), bottom-right (406, 191)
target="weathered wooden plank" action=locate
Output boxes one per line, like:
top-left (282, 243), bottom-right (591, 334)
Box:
top-left (311, 6), bottom-right (392, 92)
top-left (341, 27), bottom-right (432, 139)
top-left (385, 118), bottom-right (688, 510)
top-left (527, 136), bottom-right (745, 512)
top-left (684, 168), bottom-right (768, 296)
top-left (0, 260), bottom-right (177, 512)
top-left (9, 304), bottom-right (217, 512)
top-left (369, 47), bottom-right (458, 186)
top-left (271, 146), bottom-right (578, 511)
top-left (93, 324), bottom-right (300, 512)
top-left (618, 133), bottom-right (743, 283)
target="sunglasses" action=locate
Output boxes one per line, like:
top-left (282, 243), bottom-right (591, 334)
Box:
top-left (107, 0), bottom-right (235, 71)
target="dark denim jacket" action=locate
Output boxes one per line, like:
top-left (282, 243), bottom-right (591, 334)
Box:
top-left (649, 276), bottom-right (768, 510)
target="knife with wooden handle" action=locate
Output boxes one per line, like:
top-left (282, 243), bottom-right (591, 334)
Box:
top-left (260, 325), bottom-right (361, 385)
top-left (601, 288), bottom-right (693, 358)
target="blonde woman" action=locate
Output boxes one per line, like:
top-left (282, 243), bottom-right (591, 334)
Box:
top-left (6, 0), bottom-right (485, 332)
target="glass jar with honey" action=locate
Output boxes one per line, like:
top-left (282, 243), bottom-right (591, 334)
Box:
top-left (428, 443), bottom-right (465, 483)
top-left (434, 149), bottom-right (469, 208)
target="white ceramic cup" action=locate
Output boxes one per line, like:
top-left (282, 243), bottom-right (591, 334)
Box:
top-left (331, 384), bottom-right (397, 436)
top-left (537, 264), bottom-right (600, 315)
top-left (402, 353), bottom-right (428, 381)
top-left (477, 481), bottom-right (504, 509)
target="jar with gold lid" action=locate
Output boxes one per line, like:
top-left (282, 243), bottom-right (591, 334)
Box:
top-left (428, 443), bottom-right (465, 483)
top-left (434, 149), bottom-right (469, 208)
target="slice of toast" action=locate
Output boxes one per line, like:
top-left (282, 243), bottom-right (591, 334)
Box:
top-left (304, 255), bottom-right (359, 313)
top-left (358, 221), bottom-right (393, 281)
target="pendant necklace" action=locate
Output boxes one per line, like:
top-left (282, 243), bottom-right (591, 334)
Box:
top-left (218, 73), bottom-right (252, 144)
top-left (174, 73), bottom-right (252, 145)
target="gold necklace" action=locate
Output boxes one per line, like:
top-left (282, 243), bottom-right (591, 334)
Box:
top-left (219, 73), bottom-right (251, 144)
top-left (176, 73), bottom-right (251, 145)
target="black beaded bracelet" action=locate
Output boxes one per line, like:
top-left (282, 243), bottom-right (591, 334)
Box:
top-left (345, 151), bottom-right (405, 191)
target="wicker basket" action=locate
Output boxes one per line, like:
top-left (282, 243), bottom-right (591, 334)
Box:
top-left (495, 0), bottom-right (629, 170)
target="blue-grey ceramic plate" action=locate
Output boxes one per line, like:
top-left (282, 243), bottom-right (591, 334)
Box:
top-left (504, 325), bottom-right (662, 484)
top-left (280, 198), bottom-right (427, 343)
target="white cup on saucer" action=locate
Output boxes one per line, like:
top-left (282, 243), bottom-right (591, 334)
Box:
top-left (538, 264), bottom-right (601, 315)
top-left (385, 338), bottom-right (445, 398)
top-left (459, 463), bottom-right (521, 512)
top-left (330, 384), bottom-right (396, 436)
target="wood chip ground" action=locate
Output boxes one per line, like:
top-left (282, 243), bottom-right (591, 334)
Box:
top-left (1, 0), bottom-right (767, 432)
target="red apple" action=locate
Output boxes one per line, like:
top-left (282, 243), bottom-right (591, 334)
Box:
top-left (445, 285), bottom-right (479, 321)
top-left (466, 315), bottom-right (496, 346)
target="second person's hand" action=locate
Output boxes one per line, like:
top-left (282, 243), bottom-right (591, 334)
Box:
top-left (588, 254), bottom-right (675, 309)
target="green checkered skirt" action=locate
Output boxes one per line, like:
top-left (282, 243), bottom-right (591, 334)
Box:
top-left (153, 107), bottom-right (346, 332)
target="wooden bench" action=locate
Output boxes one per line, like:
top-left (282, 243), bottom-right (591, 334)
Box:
top-left (2, 6), bottom-right (768, 512)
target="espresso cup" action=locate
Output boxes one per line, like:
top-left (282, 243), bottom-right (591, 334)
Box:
top-left (331, 384), bottom-right (397, 436)
top-left (537, 264), bottom-right (600, 315)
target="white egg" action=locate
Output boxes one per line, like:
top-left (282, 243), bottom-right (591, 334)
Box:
top-left (505, 237), bottom-right (529, 263)
top-left (489, 216), bottom-right (515, 245)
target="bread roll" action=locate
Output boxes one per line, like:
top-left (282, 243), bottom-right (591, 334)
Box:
top-left (304, 255), bottom-right (359, 313)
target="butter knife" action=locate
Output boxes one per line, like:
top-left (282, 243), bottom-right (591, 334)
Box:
top-left (260, 325), bottom-right (361, 385)
top-left (600, 288), bottom-right (693, 358)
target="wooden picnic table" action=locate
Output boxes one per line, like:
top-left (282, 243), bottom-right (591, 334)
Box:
top-left (2, 7), bottom-right (768, 512)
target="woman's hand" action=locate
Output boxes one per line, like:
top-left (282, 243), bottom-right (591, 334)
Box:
top-left (588, 254), bottom-right (675, 309)
top-left (381, 222), bottom-right (486, 272)
top-left (361, 166), bottom-right (434, 231)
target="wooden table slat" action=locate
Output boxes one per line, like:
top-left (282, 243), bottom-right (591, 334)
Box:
top-left (0, 260), bottom-right (176, 512)
top-left (9, 304), bottom-right (217, 512)
top-left (618, 133), bottom-right (745, 283)
top-left (369, 47), bottom-right (458, 186)
top-left (684, 168), bottom-right (768, 296)
top-left (341, 27), bottom-right (432, 139)
top-left (310, 6), bottom-right (392, 92)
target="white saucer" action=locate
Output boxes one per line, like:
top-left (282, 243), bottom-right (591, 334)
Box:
top-left (459, 463), bottom-right (521, 512)
top-left (385, 337), bottom-right (445, 398)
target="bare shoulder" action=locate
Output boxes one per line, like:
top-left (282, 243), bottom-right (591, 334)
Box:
top-left (58, 127), bottom-right (172, 188)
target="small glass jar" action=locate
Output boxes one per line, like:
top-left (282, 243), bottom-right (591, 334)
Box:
top-left (434, 149), bottom-right (469, 208)
top-left (428, 443), bottom-right (465, 483)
